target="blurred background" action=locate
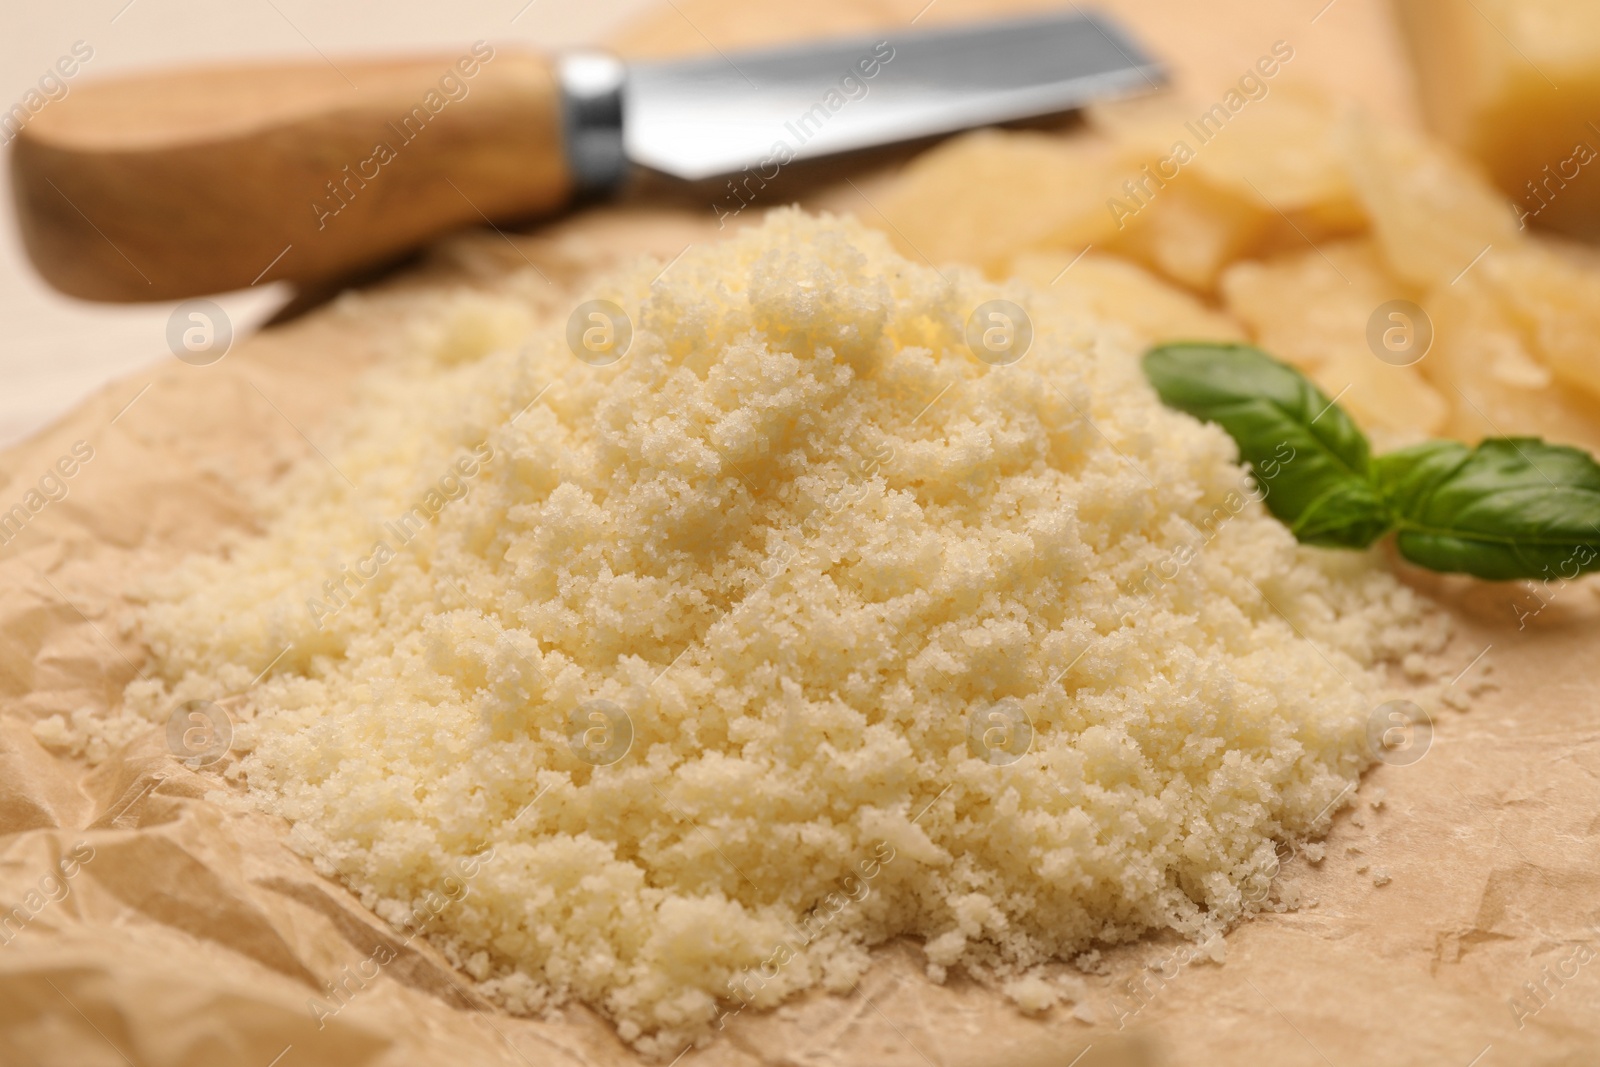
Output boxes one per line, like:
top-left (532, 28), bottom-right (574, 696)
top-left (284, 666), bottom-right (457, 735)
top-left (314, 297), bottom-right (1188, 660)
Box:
top-left (0, 0), bottom-right (652, 448)
top-left (6, 0), bottom-right (1596, 451)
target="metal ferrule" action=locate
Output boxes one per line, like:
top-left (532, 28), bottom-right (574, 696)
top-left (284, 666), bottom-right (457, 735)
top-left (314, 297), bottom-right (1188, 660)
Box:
top-left (557, 51), bottom-right (628, 194)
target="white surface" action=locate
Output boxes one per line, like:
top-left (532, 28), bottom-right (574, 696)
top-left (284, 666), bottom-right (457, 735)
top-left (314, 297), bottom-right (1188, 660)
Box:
top-left (0, 0), bottom-right (655, 450)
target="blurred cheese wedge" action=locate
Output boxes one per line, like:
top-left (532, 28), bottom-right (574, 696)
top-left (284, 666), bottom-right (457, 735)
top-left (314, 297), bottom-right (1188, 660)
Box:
top-left (1423, 272), bottom-right (1600, 454)
top-left (1220, 240), bottom-right (1448, 445)
top-left (1009, 250), bottom-right (1244, 345)
top-left (1106, 178), bottom-right (1271, 292)
top-left (1480, 243), bottom-right (1600, 407)
top-left (1090, 87), bottom-right (1363, 229)
top-left (1397, 0), bottom-right (1600, 240)
top-left (866, 128), bottom-right (1129, 276)
top-left (1337, 112), bottom-right (1522, 288)
top-left (1088, 88), bottom-right (1365, 292)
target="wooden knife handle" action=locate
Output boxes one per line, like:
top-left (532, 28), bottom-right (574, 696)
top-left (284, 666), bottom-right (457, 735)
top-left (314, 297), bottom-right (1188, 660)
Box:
top-left (9, 45), bottom-right (574, 301)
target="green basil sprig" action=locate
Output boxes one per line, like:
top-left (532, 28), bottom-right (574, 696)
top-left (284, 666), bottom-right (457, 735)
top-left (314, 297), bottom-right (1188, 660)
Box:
top-left (1143, 342), bottom-right (1600, 581)
top-left (1142, 343), bottom-right (1389, 549)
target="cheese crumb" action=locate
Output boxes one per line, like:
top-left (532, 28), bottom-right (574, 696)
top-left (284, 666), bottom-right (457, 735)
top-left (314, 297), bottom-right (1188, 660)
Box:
top-left (1003, 974), bottom-right (1060, 1014)
top-left (126, 211), bottom-right (1441, 1052)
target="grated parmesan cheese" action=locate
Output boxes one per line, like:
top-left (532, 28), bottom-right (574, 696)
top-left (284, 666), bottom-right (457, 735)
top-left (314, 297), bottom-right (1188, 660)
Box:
top-left (125, 211), bottom-right (1441, 1052)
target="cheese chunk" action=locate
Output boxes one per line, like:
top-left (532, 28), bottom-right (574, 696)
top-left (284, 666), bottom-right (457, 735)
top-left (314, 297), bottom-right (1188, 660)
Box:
top-left (1397, 0), bottom-right (1600, 239)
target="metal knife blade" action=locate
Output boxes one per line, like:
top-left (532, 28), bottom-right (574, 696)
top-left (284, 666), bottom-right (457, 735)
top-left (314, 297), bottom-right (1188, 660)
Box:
top-left (620, 10), bottom-right (1164, 182)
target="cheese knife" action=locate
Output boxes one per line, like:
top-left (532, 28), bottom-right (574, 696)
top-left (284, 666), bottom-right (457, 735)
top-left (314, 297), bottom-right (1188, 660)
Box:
top-left (9, 9), bottom-right (1162, 301)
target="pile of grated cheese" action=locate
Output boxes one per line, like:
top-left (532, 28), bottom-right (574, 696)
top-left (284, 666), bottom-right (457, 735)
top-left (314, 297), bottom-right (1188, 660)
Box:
top-left (125, 210), bottom-right (1441, 1053)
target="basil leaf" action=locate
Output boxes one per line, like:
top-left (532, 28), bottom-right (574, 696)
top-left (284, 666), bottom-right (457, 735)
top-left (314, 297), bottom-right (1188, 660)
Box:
top-left (1372, 438), bottom-right (1600, 580)
top-left (1142, 343), bottom-right (1392, 548)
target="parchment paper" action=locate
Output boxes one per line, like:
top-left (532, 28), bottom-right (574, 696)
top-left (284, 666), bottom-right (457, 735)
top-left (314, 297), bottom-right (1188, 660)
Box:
top-left (2, 1), bottom-right (1598, 1064)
